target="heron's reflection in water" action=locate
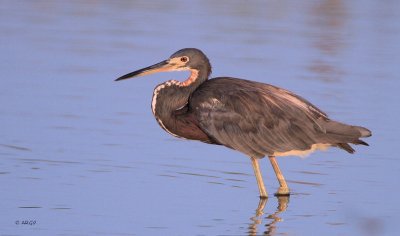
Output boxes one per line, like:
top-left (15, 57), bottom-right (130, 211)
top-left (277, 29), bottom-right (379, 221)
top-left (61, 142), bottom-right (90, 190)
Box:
top-left (248, 196), bottom-right (289, 236)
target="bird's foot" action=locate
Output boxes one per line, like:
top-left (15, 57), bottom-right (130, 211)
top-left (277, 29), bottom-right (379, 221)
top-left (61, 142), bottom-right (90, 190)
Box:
top-left (274, 187), bottom-right (290, 196)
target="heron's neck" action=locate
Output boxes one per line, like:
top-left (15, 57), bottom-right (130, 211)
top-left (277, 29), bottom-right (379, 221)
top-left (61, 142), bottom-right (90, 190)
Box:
top-left (151, 69), bottom-right (209, 135)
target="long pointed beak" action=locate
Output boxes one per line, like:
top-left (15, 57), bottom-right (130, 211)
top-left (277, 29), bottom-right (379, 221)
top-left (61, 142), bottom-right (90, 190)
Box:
top-left (115, 60), bottom-right (173, 81)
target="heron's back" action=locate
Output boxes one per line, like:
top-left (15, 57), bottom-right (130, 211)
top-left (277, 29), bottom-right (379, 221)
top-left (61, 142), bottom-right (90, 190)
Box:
top-left (190, 77), bottom-right (371, 157)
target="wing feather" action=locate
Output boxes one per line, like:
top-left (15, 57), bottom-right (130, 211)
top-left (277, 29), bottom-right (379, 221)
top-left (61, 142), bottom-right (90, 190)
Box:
top-left (190, 78), bottom-right (327, 158)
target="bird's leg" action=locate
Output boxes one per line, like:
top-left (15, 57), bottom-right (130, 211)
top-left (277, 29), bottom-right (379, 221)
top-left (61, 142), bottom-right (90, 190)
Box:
top-left (250, 157), bottom-right (268, 198)
top-left (268, 156), bottom-right (290, 196)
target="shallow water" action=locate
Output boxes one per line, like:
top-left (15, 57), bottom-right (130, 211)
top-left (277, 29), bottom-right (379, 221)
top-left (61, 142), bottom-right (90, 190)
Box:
top-left (1, 1), bottom-right (399, 235)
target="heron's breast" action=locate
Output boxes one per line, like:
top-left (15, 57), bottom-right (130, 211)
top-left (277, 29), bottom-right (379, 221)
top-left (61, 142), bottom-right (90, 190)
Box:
top-left (151, 83), bottom-right (212, 143)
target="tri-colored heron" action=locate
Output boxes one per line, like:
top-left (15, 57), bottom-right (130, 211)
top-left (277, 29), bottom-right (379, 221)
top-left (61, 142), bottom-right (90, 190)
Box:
top-left (115, 48), bottom-right (371, 198)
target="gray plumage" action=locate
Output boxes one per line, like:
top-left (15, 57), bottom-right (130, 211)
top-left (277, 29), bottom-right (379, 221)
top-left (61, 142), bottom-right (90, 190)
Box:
top-left (190, 77), bottom-right (371, 158)
top-left (116, 48), bottom-right (372, 197)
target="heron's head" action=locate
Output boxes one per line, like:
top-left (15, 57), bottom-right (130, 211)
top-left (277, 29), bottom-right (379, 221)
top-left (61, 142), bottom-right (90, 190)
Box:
top-left (115, 48), bottom-right (211, 81)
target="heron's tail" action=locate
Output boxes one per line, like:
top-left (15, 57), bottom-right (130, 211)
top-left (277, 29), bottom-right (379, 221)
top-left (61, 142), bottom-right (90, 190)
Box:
top-left (320, 120), bottom-right (372, 154)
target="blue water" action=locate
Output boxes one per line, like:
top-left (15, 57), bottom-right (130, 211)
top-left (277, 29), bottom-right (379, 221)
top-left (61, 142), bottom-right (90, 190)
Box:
top-left (1, 1), bottom-right (399, 235)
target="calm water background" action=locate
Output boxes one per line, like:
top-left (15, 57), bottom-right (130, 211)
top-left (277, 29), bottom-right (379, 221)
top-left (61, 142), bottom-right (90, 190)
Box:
top-left (1, 1), bottom-right (399, 235)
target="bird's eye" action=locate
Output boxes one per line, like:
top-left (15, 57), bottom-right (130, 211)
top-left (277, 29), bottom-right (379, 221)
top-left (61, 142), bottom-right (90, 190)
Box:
top-left (180, 57), bottom-right (188, 62)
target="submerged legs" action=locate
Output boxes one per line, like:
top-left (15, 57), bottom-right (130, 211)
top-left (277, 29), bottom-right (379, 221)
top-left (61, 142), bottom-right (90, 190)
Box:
top-left (250, 156), bottom-right (290, 198)
top-left (268, 156), bottom-right (290, 196)
top-left (250, 157), bottom-right (268, 198)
